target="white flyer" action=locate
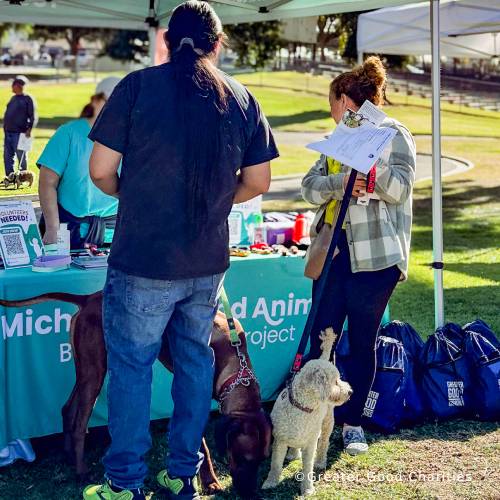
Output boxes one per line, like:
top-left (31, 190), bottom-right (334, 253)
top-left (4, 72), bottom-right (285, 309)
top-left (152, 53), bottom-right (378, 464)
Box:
top-left (17, 133), bottom-right (33, 152)
top-left (306, 121), bottom-right (396, 175)
top-left (358, 99), bottom-right (386, 127)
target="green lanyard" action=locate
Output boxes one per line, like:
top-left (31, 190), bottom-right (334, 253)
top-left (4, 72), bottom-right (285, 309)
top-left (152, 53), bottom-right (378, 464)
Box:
top-left (220, 286), bottom-right (241, 346)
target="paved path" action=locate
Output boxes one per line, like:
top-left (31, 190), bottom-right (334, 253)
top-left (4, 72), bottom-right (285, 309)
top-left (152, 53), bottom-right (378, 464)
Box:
top-left (265, 132), bottom-right (473, 201)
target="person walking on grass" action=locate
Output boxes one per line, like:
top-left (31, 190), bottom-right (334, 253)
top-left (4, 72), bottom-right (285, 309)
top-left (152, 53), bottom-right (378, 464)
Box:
top-left (3, 75), bottom-right (37, 181)
top-left (83, 2), bottom-right (278, 499)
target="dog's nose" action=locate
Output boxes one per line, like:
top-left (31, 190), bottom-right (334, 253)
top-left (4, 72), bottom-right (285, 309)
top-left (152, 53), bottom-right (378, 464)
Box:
top-left (347, 388), bottom-right (353, 397)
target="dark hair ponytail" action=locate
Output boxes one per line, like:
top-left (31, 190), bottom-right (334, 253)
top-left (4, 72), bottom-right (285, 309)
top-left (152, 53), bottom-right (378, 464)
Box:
top-left (79, 92), bottom-right (106, 119)
top-left (167, 0), bottom-right (228, 238)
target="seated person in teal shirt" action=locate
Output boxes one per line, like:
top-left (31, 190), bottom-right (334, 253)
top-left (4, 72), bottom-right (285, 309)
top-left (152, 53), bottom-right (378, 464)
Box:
top-left (37, 77), bottom-right (120, 249)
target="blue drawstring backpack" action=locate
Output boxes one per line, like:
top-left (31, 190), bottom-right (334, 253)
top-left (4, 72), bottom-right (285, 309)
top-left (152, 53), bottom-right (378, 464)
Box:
top-left (420, 326), bottom-right (472, 420)
top-left (463, 326), bottom-right (500, 421)
top-left (463, 319), bottom-right (500, 349)
top-left (379, 321), bottom-right (427, 425)
top-left (361, 336), bottom-right (408, 433)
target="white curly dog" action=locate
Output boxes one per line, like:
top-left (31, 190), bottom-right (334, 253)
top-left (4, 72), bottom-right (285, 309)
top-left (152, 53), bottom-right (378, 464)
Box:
top-left (262, 328), bottom-right (352, 496)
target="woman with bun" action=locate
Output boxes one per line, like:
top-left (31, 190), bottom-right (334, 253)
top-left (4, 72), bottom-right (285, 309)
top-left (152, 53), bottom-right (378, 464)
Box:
top-left (301, 56), bottom-right (416, 455)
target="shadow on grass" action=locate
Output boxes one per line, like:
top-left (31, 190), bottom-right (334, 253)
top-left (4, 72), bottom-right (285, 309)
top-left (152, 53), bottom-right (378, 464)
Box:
top-left (267, 110), bottom-right (330, 129)
top-left (413, 182), bottom-right (500, 225)
top-left (37, 117), bottom-right (80, 129)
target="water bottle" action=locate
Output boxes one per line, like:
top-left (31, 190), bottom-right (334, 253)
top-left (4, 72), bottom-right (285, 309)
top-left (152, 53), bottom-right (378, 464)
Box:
top-left (253, 213), bottom-right (267, 244)
top-left (57, 223), bottom-right (71, 256)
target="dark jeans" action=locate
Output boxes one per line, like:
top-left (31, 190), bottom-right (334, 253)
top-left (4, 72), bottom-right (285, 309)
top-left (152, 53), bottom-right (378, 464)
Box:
top-left (309, 230), bottom-right (401, 427)
top-left (3, 131), bottom-right (27, 176)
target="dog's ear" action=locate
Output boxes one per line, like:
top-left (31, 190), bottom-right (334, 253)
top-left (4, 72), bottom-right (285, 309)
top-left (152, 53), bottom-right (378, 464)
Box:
top-left (305, 368), bottom-right (330, 401)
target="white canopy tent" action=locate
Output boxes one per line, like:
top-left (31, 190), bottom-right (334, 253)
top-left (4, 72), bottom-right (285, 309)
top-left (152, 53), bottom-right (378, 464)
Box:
top-left (357, 1), bottom-right (500, 59)
top-left (0, 0), bottom-right (450, 328)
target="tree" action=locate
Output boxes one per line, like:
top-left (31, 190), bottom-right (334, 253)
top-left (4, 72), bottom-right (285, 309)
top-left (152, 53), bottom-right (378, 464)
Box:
top-left (336, 12), bottom-right (360, 62)
top-left (225, 21), bottom-right (282, 70)
top-left (103, 30), bottom-right (149, 63)
top-left (317, 15), bottom-right (338, 62)
top-left (31, 26), bottom-right (113, 69)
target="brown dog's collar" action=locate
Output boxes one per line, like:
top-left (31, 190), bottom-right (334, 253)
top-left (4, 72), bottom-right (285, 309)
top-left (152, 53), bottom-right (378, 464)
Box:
top-left (217, 368), bottom-right (253, 401)
top-left (285, 379), bottom-right (314, 413)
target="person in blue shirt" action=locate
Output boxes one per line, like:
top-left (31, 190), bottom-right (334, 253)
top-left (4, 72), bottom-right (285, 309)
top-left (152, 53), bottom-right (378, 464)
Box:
top-left (37, 77), bottom-right (121, 249)
top-left (84, 2), bottom-right (278, 499)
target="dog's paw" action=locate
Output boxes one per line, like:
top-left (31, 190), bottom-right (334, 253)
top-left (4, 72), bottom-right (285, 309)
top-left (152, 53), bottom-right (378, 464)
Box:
top-left (262, 477), bottom-right (279, 490)
top-left (202, 481), bottom-right (223, 495)
top-left (301, 484), bottom-right (316, 497)
top-left (286, 448), bottom-right (301, 461)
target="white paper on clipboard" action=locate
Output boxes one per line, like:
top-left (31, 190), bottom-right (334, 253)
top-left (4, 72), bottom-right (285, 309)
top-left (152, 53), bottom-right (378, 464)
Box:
top-left (306, 122), bottom-right (396, 175)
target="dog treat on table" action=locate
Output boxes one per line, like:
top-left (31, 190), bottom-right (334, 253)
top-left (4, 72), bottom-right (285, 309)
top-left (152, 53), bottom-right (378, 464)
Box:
top-left (229, 246), bottom-right (250, 257)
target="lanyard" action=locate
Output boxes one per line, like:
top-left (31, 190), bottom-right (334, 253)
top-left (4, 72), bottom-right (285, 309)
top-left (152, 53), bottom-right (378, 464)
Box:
top-left (366, 164), bottom-right (377, 193)
top-left (220, 286), bottom-right (241, 346)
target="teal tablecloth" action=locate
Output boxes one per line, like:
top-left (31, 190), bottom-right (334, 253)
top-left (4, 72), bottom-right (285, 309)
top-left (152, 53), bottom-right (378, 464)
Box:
top-left (0, 254), bottom-right (389, 448)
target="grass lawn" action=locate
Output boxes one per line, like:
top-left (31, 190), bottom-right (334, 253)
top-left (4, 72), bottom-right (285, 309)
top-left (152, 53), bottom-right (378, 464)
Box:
top-left (0, 72), bottom-right (498, 500)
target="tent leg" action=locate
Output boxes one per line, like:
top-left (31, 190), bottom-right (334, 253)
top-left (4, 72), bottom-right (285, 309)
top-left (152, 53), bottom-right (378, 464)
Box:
top-left (149, 26), bottom-right (157, 66)
top-left (357, 51), bottom-right (363, 65)
top-left (431, 0), bottom-right (444, 329)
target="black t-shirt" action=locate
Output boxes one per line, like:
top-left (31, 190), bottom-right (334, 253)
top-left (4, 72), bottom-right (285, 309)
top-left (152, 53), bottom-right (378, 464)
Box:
top-left (89, 64), bottom-right (279, 280)
top-left (3, 94), bottom-right (35, 133)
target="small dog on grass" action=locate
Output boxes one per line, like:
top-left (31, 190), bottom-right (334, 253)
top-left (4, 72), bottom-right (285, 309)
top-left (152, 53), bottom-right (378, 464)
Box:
top-left (2, 170), bottom-right (34, 189)
top-left (262, 328), bottom-right (352, 496)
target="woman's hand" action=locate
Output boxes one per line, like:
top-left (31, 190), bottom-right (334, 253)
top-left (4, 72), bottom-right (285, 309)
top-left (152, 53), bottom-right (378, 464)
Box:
top-left (43, 228), bottom-right (58, 245)
top-left (343, 173), bottom-right (367, 198)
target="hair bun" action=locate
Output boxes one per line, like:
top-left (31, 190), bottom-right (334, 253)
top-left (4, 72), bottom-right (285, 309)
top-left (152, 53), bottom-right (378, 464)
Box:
top-left (360, 56), bottom-right (386, 87)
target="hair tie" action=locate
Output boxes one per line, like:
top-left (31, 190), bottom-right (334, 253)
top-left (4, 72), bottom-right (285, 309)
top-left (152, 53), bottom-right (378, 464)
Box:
top-left (178, 37), bottom-right (204, 56)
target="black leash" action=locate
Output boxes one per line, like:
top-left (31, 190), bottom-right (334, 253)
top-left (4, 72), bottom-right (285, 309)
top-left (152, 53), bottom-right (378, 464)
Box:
top-left (290, 168), bottom-right (358, 374)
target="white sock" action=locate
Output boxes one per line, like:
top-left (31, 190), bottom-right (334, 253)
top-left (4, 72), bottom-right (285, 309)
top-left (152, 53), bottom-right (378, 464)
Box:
top-left (343, 424), bottom-right (362, 436)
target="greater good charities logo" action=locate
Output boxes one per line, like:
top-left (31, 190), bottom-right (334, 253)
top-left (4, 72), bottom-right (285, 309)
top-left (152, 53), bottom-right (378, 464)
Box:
top-left (362, 390), bottom-right (379, 418)
top-left (1, 293), bottom-right (312, 360)
top-left (447, 381), bottom-right (464, 407)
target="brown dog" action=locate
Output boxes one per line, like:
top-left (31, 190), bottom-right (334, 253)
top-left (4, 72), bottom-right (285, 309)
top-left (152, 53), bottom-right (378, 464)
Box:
top-left (0, 292), bottom-right (272, 497)
top-left (2, 170), bottom-right (34, 189)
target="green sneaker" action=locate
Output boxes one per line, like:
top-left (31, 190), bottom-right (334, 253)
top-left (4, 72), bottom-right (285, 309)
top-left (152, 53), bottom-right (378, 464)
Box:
top-left (83, 480), bottom-right (145, 500)
top-left (157, 470), bottom-right (200, 499)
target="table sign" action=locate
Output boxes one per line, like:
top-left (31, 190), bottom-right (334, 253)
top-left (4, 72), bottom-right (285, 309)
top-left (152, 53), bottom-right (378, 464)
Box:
top-left (0, 200), bottom-right (43, 269)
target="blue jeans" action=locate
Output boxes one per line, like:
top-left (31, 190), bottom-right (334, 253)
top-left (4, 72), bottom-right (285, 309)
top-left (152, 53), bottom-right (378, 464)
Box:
top-left (102, 266), bottom-right (224, 489)
top-left (3, 132), bottom-right (27, 176)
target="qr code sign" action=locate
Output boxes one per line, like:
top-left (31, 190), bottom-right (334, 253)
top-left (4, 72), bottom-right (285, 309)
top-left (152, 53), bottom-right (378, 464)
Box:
top-left (3, 232), bottom-right (24, 256)
top-left (0, 227), bottom-right (30, 267)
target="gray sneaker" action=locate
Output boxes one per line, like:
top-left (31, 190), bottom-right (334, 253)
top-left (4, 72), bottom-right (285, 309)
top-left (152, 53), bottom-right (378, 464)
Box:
top-left (343, 427), bottom-right (369, 455)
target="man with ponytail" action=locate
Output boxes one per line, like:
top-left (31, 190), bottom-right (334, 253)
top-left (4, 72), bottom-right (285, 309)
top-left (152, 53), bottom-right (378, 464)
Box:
top-left (302, 56), bottom-right (416, 456)
top-left (85, 2), bottom-right (278, 499)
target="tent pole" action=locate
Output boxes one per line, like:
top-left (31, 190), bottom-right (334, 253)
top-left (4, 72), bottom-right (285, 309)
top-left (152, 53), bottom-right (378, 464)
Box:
top-left (149, 26), bottom-right (157, 66)
top-left (357, 51), bottom-right (364, 65)
top-left (431, 0), bottom-right (444, 329)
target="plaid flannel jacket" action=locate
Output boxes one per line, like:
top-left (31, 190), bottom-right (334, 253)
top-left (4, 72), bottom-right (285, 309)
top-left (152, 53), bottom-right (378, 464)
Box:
top-left (301, 118), bottom-right (416, 280)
